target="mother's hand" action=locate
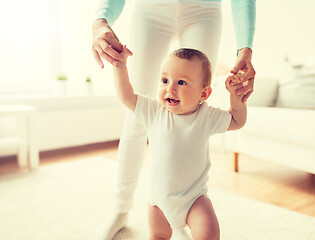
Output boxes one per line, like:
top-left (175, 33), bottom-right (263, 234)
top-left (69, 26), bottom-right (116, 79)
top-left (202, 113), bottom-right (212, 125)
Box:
top-left (92, 18), bottom-right (133, 68)
top-left (230, 47), bottom-right (256, 102)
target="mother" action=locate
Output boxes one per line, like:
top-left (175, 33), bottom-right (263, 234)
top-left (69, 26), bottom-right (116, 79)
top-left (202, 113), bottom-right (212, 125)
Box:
top-left (92, 0), bottom-right (256, 239)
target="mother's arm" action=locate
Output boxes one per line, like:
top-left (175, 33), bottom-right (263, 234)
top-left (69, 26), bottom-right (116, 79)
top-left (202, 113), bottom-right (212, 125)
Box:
top-left (92, 0), bottom-right (132, 68)
top-left (231, 0), bottom-right (256, 102)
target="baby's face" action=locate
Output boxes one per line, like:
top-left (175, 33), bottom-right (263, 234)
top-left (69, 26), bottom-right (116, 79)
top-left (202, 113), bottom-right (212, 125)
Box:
top-left (158, 55), bottom-right (208, 115)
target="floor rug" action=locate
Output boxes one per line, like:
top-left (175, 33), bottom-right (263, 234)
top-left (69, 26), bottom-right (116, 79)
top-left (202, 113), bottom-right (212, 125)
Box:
top-left (1, 156), bottom-right (314, 240)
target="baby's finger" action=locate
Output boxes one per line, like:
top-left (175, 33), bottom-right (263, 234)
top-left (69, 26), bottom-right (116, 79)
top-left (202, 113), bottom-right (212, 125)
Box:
top-left (225, 79), bottom-right (240, 90)
top-left (226, 75), bottom-right (236, 83)
top-left (230, 77), bottom-right (242, 86)
top-left (230, 80), bottom-right (243, 87)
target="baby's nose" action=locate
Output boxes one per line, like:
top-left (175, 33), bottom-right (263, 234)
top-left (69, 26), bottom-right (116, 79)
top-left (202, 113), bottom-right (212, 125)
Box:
top-left (167, 84), bottom-right (176, 93)
top-left (167, 87), bottom-right (176, 94)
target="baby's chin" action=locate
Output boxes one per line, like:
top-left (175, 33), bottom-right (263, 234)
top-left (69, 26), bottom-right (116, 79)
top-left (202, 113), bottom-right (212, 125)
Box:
top-left (159, 99), bottom-right (199, 115)
top-left (163, 103), bottom-right (197, 115)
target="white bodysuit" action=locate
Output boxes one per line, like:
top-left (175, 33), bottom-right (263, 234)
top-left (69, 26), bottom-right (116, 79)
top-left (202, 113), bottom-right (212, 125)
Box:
top-left (135, 95), bottom-right (231, 229)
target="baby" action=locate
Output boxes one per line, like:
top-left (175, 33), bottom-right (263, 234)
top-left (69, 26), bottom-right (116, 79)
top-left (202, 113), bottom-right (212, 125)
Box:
top-left (112, 47), bottom-right (247, 240)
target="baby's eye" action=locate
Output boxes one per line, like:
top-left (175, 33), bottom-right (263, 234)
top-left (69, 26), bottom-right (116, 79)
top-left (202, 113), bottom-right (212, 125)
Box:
top-left (178, 80), bottom-right (186, 85)
top-left (162, 78), bottom-right (168, 84)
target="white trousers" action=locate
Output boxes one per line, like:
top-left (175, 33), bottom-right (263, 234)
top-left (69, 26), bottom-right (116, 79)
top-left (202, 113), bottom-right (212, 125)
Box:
top-left (116, 0), bottom-right (222, 213)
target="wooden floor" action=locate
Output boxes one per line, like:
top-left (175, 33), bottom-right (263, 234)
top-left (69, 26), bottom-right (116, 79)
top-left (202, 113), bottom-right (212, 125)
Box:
top-left (1, 141), bottom-right (315, 217)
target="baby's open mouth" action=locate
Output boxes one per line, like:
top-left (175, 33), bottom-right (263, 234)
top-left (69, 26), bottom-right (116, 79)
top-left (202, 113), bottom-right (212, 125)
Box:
top-left (165, 98), bottom-right (180, 106)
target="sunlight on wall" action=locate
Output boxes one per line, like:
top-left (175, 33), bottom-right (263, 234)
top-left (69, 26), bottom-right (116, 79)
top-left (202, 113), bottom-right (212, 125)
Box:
top-left (254, 0), bottom-right (315, 77)
top-left (0, 0), bottom-right (314, 96)
top-left (0, 0), bottom-right (54, 95)
top-left (219, 0), bottom-right (315, 78)
top-left (57, 0), bottom-right (134, 96)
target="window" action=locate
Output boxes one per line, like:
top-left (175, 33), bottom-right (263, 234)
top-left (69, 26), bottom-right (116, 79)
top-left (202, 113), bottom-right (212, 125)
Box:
top-left (0, 0), bottom-right (57, 96)
top-left (0, 0), bottom-right (124, 97)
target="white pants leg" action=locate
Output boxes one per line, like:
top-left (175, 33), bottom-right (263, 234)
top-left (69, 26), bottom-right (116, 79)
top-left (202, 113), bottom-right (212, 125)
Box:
top-left (178, 1), bottom-right (222, 68)
top-left (115, 1), bottom-right (222, 213)
top-left (115, 3), bottom-right (175, 213)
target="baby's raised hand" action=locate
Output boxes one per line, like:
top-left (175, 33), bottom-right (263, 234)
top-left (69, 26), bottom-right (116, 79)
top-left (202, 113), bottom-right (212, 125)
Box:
top-left (229, 73), bottom-right (248, 85)
top-left (225, 73), bottom-right (247, 96)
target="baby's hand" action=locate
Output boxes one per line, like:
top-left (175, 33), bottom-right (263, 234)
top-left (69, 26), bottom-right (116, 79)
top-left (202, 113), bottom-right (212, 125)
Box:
top-left (225, 73), bottom-right (247, 96)
top-left (229, 73), bottom-right (248, 85)
top-left (115, 45), bottom-right (129, 67)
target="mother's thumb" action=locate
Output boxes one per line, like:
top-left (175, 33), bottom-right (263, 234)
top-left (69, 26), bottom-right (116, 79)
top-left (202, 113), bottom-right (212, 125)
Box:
top-left (230, 61), bottom-right (244, 74)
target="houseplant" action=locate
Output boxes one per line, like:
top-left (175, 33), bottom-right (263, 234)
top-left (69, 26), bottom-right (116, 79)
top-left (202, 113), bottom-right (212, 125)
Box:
top-left (55, 73), bottom-right (68, 96)
top-left (85, 75), bottom-right (93, 95)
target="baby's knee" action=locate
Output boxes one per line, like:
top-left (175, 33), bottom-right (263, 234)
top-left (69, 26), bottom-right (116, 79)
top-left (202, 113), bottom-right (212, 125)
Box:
top-left (210, 226), bottom-right (220, 240)
top-left (149, 232), bottom-right (172, 240)
top-left (192, 222), bottom-right (220, 240)
top-left (149, 225), bottom-right (172, 240)
top-left (203, 224), bottom-right (220, 240)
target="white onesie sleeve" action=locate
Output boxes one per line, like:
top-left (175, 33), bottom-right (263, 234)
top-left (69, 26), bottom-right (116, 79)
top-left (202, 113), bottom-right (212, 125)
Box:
top-left (134, 95), bottom-right (158, 128)
top-left (206, 105), bottom-right (232, 136)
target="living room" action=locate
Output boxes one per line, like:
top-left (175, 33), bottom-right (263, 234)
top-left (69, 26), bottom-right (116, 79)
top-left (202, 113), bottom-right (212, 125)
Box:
top-left (0, 0), bottom-right (314, 239)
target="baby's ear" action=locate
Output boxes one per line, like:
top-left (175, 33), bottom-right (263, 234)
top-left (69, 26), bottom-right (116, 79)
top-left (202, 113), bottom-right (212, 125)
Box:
top-left (201, 86), bottom-right (212, 101)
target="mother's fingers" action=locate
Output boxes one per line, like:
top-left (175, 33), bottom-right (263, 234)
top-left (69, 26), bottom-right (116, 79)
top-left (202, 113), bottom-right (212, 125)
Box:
top-left (126, 47), bottom-right (133, 56)
top-left (94, 43), bottom-right (118, 67)
top-left (101, 31), bottom-right (123, 53)
top-left (243, 62), bottom-right (256, 82)
top-left (97, 38), bottom-right (123, 62)
top-left (236, 77), bottom-right (254, 96)
top-left (92, 47), bottom-right (104, 68)
top-left (242, 90), bottom-right (253, 102)
top-left (105, 25), bottom-right (121, 47)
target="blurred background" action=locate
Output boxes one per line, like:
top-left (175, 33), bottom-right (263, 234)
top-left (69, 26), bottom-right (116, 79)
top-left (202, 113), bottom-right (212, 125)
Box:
top-left (0, 1), bottom-right (314, 235)
top-left (0, 0), bottom-right (314, 97)
top-left (0, 0), bottom-right (315, 158)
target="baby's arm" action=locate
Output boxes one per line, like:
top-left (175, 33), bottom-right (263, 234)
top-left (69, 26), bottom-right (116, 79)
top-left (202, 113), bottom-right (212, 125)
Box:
top-left (112, 45), bottom-right (137, 112)
top-left (225, 74), bottom-right (247, 131)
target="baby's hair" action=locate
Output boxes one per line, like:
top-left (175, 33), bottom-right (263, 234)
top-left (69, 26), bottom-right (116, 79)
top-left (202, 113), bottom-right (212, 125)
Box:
top-left (173, 48), bottom-right (212, 87)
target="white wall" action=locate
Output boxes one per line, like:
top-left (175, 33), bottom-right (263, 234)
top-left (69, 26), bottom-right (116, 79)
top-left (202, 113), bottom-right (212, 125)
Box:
top-left (1, 0), bottom-right (315, 94)
top-left (219, 0), bottom-right (315, 78)
top-left (57, 0), bottom-right (134, 96)
top-left (0, 96), bottom-right (125, 156)
top-left (1, 0), bottom-right (315, 156)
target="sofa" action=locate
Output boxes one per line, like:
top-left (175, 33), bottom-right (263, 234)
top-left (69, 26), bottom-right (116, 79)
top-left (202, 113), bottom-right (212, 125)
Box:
top-left (225, 75), bottom-right (315, 175)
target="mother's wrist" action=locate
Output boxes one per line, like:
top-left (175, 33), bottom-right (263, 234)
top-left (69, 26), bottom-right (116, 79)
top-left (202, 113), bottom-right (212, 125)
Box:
top-left (237, 47), bottom-right (252, 59)
top-left (93, 18), bottom-right (109, 27)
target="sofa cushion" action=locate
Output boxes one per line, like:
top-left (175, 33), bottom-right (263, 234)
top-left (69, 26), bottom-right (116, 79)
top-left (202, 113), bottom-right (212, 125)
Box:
top-left (275, 57), bottom-right (315, 109)
top-left (242, 106), bottom-right (315, 148)
top-left (209, 77), bottom-right (279, 109)
top-left (275, 84), bottom-right (315, 109)
top-left (247, 77), bottom-right (278, 107)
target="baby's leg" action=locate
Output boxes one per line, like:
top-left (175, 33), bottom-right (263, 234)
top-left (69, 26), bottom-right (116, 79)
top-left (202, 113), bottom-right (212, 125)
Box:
top-left (148, 205), bottom-right (173, 240)
top-left (186, 195), bottom-right (220, 240)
